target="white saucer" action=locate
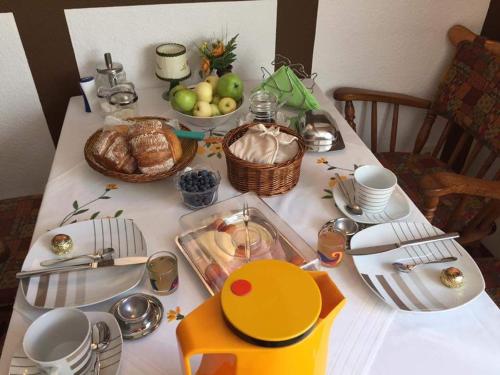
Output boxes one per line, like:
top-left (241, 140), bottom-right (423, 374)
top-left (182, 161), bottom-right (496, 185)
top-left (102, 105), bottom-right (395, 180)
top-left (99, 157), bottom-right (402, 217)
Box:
top-left (333, 177), bottom-right (411, 224)
top-left (9, 311), bottom-right (122, 375)
top-left (350, 222), bottom-right (485, 312)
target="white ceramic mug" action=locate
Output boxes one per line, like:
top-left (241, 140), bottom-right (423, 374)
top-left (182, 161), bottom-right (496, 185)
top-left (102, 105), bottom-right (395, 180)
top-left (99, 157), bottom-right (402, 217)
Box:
top-left (354, 165), bottom-right (397, 213)
top-left (23, 308), bottom-right (93, 375)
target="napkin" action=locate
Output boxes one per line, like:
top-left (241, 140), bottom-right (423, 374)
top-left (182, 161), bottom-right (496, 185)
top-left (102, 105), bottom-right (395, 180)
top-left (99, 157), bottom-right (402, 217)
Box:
top-left (256, 66), bottom-right (320, 110)
top-left (229, 124), bottom-right (299, 164)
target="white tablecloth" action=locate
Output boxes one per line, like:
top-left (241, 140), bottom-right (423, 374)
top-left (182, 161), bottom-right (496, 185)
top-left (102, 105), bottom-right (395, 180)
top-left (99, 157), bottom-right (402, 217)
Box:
top-left (1, 82), bottom-right (499, 375)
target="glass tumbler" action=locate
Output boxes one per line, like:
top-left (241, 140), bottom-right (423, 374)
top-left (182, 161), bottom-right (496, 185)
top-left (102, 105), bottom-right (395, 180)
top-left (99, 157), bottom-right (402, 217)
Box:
top-left (147, 251), bottom-right (179, 295)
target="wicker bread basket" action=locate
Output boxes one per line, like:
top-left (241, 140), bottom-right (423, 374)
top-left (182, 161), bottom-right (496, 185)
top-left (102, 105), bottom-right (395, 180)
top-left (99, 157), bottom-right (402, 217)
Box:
top-left (84, 116), bottom-right (198, 183)
top-left (222, 123), bottom-right (305, 196)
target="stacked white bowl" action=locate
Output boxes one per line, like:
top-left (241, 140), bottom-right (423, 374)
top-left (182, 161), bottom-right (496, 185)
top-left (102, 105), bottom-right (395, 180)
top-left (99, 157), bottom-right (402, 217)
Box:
top-left (354, 165), bottom-right (397, 213)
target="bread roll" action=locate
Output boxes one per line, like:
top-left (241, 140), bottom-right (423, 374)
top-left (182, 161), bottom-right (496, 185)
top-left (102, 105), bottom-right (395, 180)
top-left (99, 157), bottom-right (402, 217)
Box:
top-left (128, 120), bottom-right (183, 175)
top-left (129, 119), bottom-right (163, 137)
top-left (91, 128), bottom-right (137, 173)
top-left (161, 125), bottom-right (183, 162)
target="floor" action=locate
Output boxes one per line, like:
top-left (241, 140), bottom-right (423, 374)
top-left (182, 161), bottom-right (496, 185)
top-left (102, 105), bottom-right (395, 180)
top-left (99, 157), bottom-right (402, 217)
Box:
top-left (0, 195), bottom-right (498, 355)
top-left (0, 195), bottom-right (42, 351)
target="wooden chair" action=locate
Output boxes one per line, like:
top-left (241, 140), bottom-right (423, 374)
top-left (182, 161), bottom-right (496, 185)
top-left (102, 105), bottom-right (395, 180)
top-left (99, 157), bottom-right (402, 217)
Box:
top-left (333, 25), bottom-right (500, 246)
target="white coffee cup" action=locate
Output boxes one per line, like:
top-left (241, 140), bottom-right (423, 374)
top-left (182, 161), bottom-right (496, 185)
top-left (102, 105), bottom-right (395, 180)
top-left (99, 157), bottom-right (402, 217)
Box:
top-left (23, 308), bottom-right (93, 375)
top-left (354, 165), bottom-right (397, 213)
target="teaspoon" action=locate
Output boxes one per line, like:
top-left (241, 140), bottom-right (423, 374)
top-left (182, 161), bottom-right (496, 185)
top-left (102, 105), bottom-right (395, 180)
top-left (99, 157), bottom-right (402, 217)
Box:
top-left (91, 321), bottom-right (111, 375)
top-left (335, 173), bottom-right (363, 215)
top-left (393, 256), bottom-right (458, 273)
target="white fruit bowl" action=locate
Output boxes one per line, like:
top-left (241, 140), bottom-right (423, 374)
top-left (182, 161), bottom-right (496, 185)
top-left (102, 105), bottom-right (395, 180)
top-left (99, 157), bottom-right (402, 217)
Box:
top-left (172, 97), bottom-right (244, 130)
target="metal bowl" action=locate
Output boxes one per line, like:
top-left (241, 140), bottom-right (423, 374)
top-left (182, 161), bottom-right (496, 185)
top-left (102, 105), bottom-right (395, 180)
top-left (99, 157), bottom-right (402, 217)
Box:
top-left (110, 293), bottom-right (164, 340)
top-left (321, 218), bottom-right (359, 237)
top-left (116, 294), bottom-right (151, 324)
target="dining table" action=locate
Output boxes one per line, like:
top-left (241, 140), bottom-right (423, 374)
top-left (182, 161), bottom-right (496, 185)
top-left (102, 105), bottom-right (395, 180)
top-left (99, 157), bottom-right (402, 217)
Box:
top-left (1, 80), bottom-right (499, 375)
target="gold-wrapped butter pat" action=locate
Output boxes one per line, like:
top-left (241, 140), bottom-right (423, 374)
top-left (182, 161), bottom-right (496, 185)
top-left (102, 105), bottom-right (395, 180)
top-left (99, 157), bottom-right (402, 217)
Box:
top-left (51, 234), bottom-right (73, 255)
top-left (440, 267), bottom-right (464, 288)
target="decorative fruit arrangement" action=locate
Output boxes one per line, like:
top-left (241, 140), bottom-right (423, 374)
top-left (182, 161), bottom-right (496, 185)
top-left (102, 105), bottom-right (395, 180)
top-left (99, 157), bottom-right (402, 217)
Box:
top-left (171, 73), bottom-right (244, 117)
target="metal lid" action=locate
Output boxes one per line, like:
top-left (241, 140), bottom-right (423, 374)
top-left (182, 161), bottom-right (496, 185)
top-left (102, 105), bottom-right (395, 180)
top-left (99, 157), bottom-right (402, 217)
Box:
top-left (302, 124), bottom-right (338, 142)
top-left (220, 260), bottom-right (321, 346)
top-left (96, 52), bottom-right (123, 74)
top-left (109, 91), bottom-right (138, 106)
top-left (320, 218), bottom-right (359, 237)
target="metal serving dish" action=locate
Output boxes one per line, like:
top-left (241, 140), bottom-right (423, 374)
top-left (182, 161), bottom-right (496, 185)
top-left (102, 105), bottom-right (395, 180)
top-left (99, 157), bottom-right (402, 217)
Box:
top-left (175, 192), bottom-right (318, 295)
top-left (298, 110), bottom-right (345, 152)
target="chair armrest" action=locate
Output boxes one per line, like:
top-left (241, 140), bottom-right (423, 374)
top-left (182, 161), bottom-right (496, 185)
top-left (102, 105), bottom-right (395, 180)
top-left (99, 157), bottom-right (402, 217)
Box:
top-left (333, 87), bottom-right (432, 109)
top-left (420, 172), bottom-right (500, 243)
top-left (420, 172), bottom-right (500, 200)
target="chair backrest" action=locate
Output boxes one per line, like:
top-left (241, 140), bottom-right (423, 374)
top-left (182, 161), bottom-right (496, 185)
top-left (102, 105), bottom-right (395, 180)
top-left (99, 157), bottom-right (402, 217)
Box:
top-left (334, 26), bottom-right (499, 180)
top-left (423, 28), bottom-right (499, 179)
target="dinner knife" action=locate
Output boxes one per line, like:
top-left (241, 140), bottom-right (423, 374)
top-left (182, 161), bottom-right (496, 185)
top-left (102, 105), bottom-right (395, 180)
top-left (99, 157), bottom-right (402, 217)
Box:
top-left (347, 232), bottom-right (460, 256)
top-left (16, 256), bottom-right (148, 279)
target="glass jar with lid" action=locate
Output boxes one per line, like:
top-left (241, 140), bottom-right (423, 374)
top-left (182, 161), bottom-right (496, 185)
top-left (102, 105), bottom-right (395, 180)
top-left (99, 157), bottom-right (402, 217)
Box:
top-left (95, 52), bottom-right (127, 91)
top-left (240, 90), bottom-right (287, 125)
top-left (98, 83), bottom-right (138, 119)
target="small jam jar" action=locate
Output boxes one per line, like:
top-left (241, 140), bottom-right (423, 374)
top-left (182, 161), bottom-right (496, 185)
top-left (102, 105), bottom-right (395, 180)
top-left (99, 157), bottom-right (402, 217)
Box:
top-left (317, 222), bottom-right (346, 267)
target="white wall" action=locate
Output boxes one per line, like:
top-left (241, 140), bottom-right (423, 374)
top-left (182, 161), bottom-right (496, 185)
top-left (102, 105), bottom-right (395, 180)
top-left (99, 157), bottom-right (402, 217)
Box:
top-left (312, 0), bottom-right (490, 152)
top-left (0, 13), bottom-right (55, 200)
top-left (65, 1), bottom-right (277, 90)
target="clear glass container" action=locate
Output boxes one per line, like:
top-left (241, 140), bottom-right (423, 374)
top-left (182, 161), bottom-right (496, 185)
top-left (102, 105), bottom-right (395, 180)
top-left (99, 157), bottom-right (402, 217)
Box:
top-left (317, 223), bottom-right (346, 268)
top-left (97, 83), bottom-right (138, 119)
top-left (176, 167), bottom-right (221, 210)
top-left (176, 192), bottom-right (319, 295)
top-left (95, 53), bottom-right (127, 91)
top-left (241, 90), bottom-right (288, 125)
top-left (146, 251), bottom-right (179, 295)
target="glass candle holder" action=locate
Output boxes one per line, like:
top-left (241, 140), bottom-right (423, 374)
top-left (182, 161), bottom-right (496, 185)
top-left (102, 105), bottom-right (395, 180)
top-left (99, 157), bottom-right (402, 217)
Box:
top-left (146, 251), bottom-right (179, 295)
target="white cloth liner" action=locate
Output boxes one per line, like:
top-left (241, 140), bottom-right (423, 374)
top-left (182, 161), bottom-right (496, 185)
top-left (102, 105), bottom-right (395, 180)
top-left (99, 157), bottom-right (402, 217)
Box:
top-left (229, 124), bottom-right (299, 164)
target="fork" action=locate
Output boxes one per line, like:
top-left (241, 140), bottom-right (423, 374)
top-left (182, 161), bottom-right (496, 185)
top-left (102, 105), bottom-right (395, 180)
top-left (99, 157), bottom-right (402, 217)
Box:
top-left (242, 202), bottom-right (251, 262)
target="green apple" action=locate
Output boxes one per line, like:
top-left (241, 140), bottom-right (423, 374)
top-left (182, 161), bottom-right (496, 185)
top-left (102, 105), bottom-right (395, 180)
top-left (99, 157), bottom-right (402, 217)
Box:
top-left (210, 104), bottom-right (221, 116)
top-left (205, 75), bottom-right (219, 91)
top-left (216, 73), bottom-right (243, 101)
top-left (218, 97), bottom-right (237, 114)
top-left (211, 95), bottom-right (221, 105)
top-left (168, 84), bottom-right (186, 102)
top-left (193, 101), bottom-right (212, 117)
top-left (194, 81), bottom-right (213, 103)
top-left (173, 89), bottom-right (197, 113)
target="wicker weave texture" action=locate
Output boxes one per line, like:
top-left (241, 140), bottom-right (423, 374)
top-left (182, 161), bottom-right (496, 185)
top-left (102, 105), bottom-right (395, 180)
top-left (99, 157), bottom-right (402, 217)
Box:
top-left (222, 123), bottom-right (305, 196)
top-left (84, 117), bottom-right (198, 183)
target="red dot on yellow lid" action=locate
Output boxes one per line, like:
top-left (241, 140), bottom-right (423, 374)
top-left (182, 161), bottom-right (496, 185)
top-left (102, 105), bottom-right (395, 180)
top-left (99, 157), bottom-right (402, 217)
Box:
top-left (231, 279), bottom-right (252, 296)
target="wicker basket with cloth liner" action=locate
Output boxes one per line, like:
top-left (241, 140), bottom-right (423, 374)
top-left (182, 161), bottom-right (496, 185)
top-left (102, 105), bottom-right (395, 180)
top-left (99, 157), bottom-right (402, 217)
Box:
top-left (222, 123), bottom-right (305, 196)
top-left (84, 116), bottom-right (197, 183)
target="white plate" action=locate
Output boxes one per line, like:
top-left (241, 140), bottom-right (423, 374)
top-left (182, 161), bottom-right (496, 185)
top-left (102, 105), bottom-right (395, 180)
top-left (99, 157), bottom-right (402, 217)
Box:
top-left (9, 311), bottom-right (122, 375)
top-left (333, 177), bottom-right (411, 224)
top-left (21, 218), bottom-right (147, 309)
top-left (350, 222), bottom-right (485, 312)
